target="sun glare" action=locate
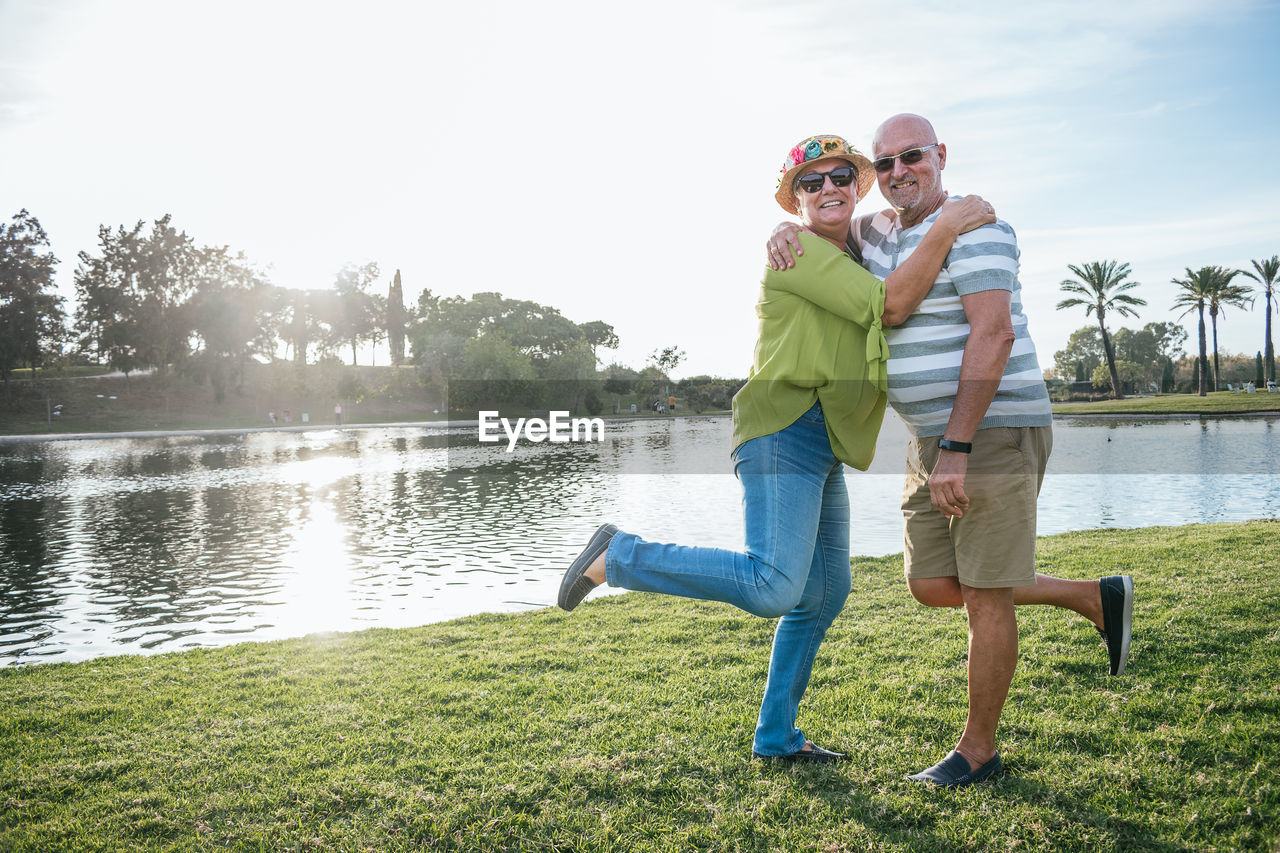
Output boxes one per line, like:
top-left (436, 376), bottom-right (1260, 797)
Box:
top-left (276, 482), bottom-right (356, 637)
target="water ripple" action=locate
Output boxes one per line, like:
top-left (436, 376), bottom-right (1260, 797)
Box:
top-left (1, 416), bottom-right (1277, 664)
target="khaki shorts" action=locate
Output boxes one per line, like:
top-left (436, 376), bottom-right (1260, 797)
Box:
top-left (901, 426), bottom-right (1052, 589)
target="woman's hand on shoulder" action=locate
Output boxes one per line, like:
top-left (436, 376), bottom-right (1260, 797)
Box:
top-left (766, 222), bottom-right (814, 271)
top-left (935, 195), bottom-right (996, 239)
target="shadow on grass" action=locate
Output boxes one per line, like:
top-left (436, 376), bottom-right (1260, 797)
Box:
top-left (771, 762), bottom-right (1196, 853)
top-left (744, 761), bottom-right (961, 851)
top-left (992, 774), bottom-right (1196, 853)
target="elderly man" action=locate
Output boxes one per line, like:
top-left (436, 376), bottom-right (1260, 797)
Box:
top-left (768, 114), bottom-right (1133, 788)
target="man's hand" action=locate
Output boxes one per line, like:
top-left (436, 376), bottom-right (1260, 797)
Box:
top-left (934, 195), bottom-right (996, 239)
top-left (929, 449), bottom-right (970, 519)
top-left (766, 222), bottom-right (810, 270)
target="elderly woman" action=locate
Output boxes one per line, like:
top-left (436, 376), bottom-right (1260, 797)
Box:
top-left (558, 135), bottom-right (994, 762)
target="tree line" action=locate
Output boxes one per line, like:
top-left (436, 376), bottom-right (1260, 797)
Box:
top-left (0, 210), bottom-right (403, 400)
top-left (33, 208), bottom-right (1275, 411)
top-left (1, 209), bottom-right (731, 415)
top-left (1055, 258), bottom-right (1278, 398)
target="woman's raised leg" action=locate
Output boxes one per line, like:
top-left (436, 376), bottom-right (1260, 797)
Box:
top-left (602, 405), bottom-right (836, 619)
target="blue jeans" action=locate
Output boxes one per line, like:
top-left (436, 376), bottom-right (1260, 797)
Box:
top-left (605, 403), bottom-right (851, 756)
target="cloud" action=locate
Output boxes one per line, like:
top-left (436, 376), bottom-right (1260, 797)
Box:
top-left (3, 0), bottom-right (1276, 377)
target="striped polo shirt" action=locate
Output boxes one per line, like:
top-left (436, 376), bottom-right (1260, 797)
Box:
top-left (850, 196), bottom-right (1052, 437)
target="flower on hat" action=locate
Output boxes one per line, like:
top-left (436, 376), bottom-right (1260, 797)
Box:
top-left (778, 135), bottom-right (860, 191)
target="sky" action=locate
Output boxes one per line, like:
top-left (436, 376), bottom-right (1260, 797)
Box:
top-left (2, 0), bottom-right (1278, 379)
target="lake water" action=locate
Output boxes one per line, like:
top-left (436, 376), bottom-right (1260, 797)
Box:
top-left (1, 412), bottom-right (1277, 665)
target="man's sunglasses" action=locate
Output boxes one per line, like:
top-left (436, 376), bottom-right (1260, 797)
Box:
top-left (872, 143), bottom-right (940, 173)
top-left (795, 165), bottom-right (857, 194)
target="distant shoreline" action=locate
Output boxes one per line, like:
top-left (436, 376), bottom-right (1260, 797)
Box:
top-left (0, 420), bottom-right (451, 445)
top-left (1053, 410), bottom-right (1280, 421)
top-left (0, 411), bottom-right (736, 445)
top-left (2, 407), bottom-right (1278, 444)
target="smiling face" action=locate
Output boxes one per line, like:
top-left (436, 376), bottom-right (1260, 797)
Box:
top-left (794, 158), bottom-right (858, 245)
top-left (872, 114), bottom-right (948, 227)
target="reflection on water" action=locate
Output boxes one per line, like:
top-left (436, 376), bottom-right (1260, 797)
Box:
top-left (1, 413), bottom-right (1278, 664)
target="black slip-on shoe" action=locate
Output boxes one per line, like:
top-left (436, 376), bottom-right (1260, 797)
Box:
top-left (752, 741), bottom-right (846, 764)
top-left (906, 750), bottom-right (1002, 788)
top-left (557, 524), bottom-right (618, 611)
top-left (1098, 574), bottom-right (1134, 675)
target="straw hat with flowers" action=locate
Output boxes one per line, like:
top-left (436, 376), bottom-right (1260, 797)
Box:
top-left (774, 134), bottom-right (875, 215)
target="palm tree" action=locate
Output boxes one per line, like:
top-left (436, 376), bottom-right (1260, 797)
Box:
top-left (1171, 268), bottom-right (1213, 395)
top-left (1207, 270), bottom-right (1253, 391)
top-left (1171, 266), bottom-right (1251, 394)
top-left (1242, 256), bottom-right (1278, 384)
top-left (1057, 260), bottom-right (1146, 398)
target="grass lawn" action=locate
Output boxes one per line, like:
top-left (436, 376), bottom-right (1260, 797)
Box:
top-left (1053, 391), bottom-right (1280, 416)
top-left (3, 521), bottom-right (1278, 851)
top-left (0, 365), bottom-right (446, 437)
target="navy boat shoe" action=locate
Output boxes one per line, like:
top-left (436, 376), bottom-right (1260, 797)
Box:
top-left (1098, 574), bottom-right (1134, 675)
top-left (557, 523), bottom-right (618, 611)
top-left (907, 750), bottom-right (1002, 787)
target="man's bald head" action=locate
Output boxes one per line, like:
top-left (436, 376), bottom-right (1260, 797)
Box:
top-left (872, 114), bottom-right (938, 153)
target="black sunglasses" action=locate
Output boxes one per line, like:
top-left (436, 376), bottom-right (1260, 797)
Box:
top-left (795, 165), bottom-right (857, 194)
top-left (872, 143), bottom-right (940, 173)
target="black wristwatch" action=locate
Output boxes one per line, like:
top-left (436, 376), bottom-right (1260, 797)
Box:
top-left (937, 438), bottom-right (972, 454)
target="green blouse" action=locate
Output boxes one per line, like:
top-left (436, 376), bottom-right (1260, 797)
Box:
top-left (730, 232), bottom-right (889, 471)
